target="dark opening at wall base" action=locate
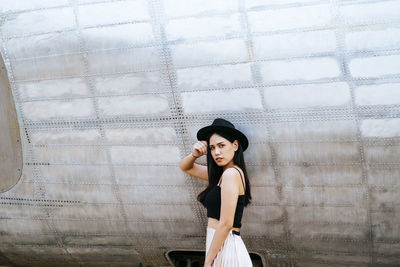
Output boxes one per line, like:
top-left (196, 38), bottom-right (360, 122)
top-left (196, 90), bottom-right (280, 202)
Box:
top-left (166, 250), bottom-right (264, 267)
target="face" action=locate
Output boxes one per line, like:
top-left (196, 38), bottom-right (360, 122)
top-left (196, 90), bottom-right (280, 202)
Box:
top-left (208, 133), bottom-right (238, 167)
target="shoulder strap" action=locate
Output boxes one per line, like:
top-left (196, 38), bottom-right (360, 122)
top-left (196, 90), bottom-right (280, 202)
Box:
top-left (217, 167), bottom-right (246, 191)
top-left (232, 166), bottom-right (246, 191)
top-left (217, 176), bottom-right (223, 186)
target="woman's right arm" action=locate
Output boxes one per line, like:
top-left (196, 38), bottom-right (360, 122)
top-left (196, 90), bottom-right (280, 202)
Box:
top-left (179, 141), bottom-right (208, 181)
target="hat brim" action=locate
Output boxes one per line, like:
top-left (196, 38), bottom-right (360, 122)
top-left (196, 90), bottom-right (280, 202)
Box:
top-left (197, 125), bottom-right (248, 151)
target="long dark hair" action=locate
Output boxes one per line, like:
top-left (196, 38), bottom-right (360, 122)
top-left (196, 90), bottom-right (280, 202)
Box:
top-left (197, 130), bottom-right (252, 206)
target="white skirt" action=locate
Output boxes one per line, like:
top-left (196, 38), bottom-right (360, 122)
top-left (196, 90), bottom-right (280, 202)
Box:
top-left (205, 227), bottom-right (253, 267)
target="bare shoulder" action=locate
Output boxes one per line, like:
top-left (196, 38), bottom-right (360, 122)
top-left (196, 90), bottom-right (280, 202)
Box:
top-left (220, 167), bottom-right (242, 186)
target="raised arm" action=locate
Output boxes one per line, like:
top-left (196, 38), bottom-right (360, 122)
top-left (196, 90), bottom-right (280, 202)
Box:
top-left (179, 141), bottom-right (208, 181)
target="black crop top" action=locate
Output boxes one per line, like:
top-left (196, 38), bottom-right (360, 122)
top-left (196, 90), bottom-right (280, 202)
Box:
top-left (203, 167), bottom-right (246, 228)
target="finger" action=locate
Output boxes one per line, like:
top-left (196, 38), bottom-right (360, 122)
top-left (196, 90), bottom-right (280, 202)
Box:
top-left (199, 141), bottom-right (207, 152)
top-left (197, 142), bottom-right (205, 154)
top-left (202, 146), bottom-right (208, 155)
top-left (196, 143), bottom-right (205, 154)
top-left (193, 143), bottom-right (200, 152)
top-left (200, 141), bottom-right (207, 149)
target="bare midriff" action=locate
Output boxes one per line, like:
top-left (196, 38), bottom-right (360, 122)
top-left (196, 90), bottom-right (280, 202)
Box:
top-left (207, 217), bottom-right (240, 232)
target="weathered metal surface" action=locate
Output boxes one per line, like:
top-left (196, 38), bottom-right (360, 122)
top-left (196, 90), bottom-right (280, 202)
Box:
top-left (0, 0), bottom-right (399, 266)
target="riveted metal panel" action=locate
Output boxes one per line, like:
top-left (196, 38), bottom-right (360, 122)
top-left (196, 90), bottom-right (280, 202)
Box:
top-left (0, 0), bottom-right (400, 266)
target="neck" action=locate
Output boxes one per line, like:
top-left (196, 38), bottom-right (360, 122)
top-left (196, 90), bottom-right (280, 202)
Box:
top-left (223, 161), bottom-right (235, 171)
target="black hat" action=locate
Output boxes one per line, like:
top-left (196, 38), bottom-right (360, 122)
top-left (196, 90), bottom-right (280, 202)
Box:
top-left (196, 118), bottom-right (248, 151)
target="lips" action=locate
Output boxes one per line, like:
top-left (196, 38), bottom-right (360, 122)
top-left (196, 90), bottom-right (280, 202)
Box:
top-left (216, 157), bottom-right (223, 161)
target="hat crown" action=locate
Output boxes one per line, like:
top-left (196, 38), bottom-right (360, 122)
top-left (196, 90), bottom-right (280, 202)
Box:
top-left (212, 118), bottom-right (235, 129)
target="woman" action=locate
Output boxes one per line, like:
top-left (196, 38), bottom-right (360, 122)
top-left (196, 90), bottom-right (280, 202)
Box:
top-left (179, 118), bottom-right (253, 267)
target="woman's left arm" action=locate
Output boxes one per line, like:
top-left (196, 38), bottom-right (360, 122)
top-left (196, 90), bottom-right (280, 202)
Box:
top-left (204, 168), bottom-right (240, 265)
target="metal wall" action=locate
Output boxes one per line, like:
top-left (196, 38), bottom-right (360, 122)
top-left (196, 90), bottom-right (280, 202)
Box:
top-left (0, 0), bottom-right (400, 266)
